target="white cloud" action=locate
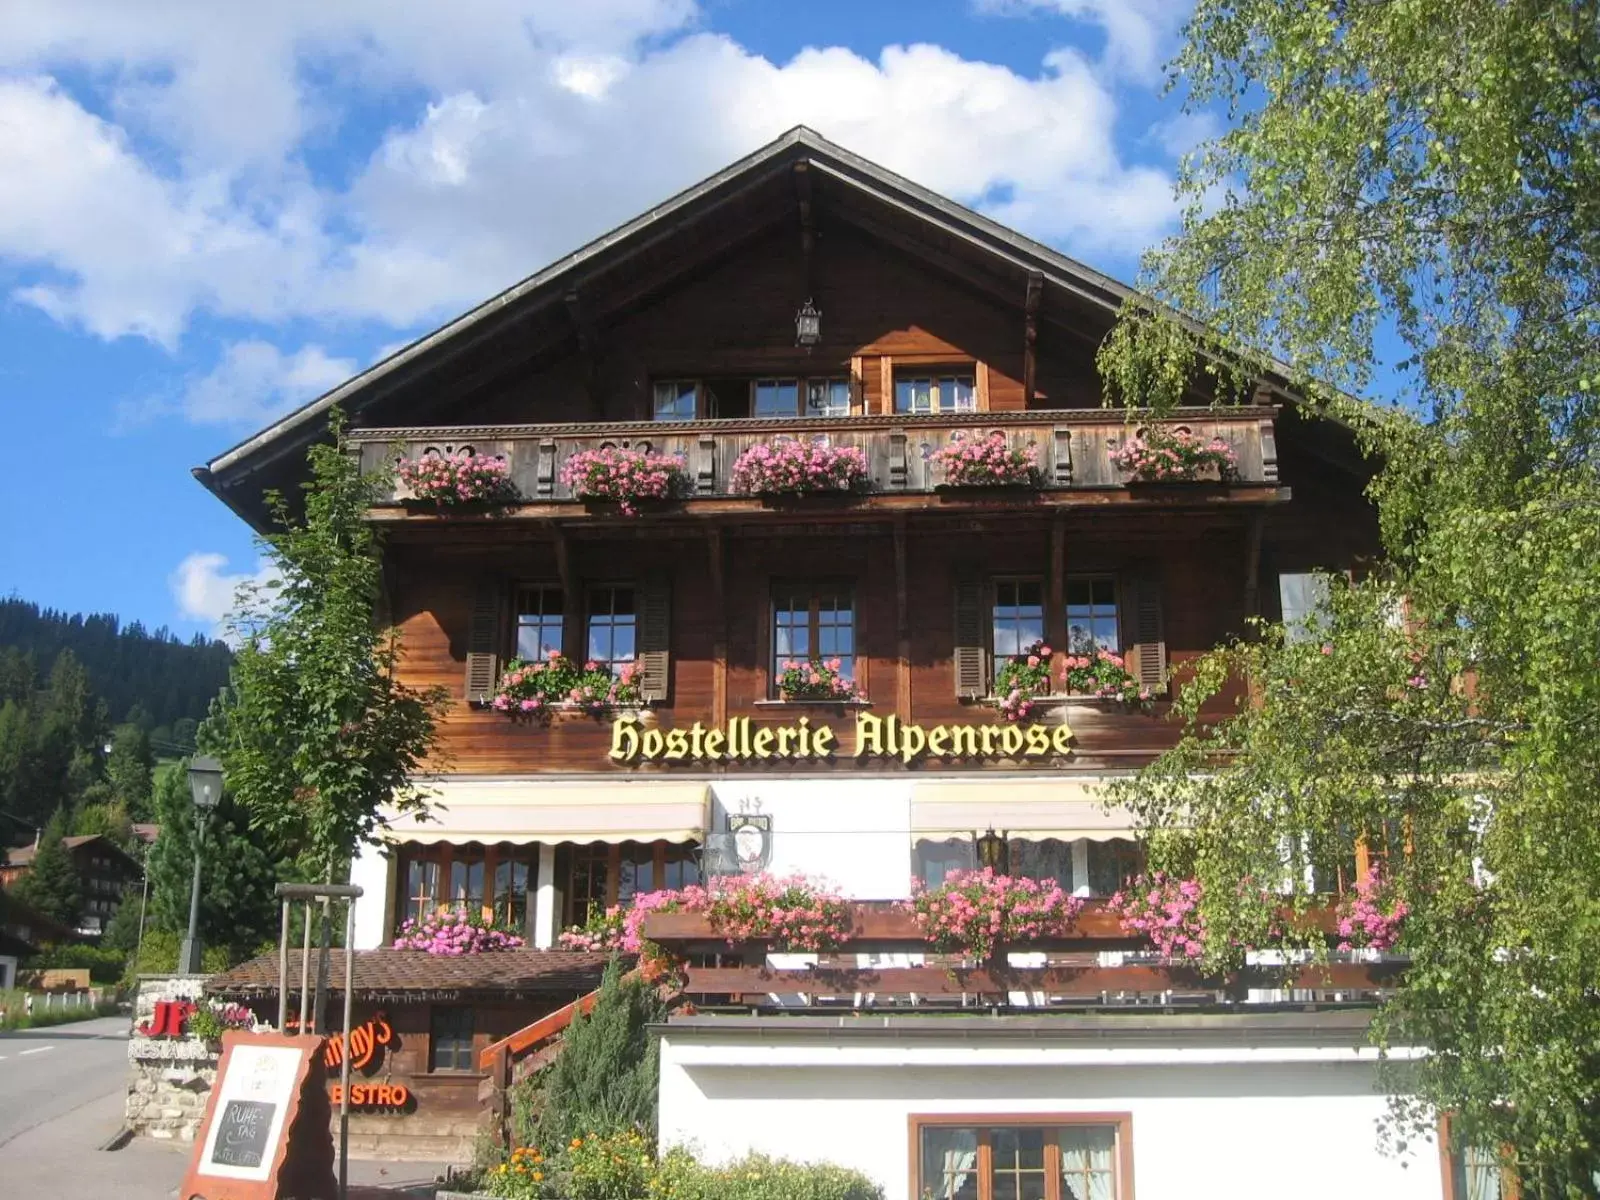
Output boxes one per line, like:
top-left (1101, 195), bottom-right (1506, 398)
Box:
top-left (169, 552), bottom-right (277, 634)
top-left (123, 340), bottom-right (356, 428)
top-left (975, 0), bottom-right (1191, 83)
top-left (0, 2), bottom-right (1185, 354)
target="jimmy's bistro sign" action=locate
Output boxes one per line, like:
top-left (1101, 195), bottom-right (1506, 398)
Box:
top-left (608, 712), bottom-right (1073, 765)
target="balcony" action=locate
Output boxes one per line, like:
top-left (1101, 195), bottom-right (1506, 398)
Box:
top-left (350, 407), bottom-right (1282, 519)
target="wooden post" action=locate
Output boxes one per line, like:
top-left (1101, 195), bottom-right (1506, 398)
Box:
top-left (893, 520), bottom-right (911, 718)
top-left (709, 529), bottom-right (727, 727)
top-left (1047, 515), bottom-right (1067, 664)
top-left (1023, 271), bottom-right (1043, 406)
top-left (1243, 511), bottom-right (1266, 623)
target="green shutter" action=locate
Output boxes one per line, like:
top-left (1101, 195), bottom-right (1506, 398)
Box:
top-left (465, 581), bottom-right (503, 705)
top-left (1129, 575), bottom-right (1167, 693)
top-left (953, 580), bottom-right (988, 700)
top-left (636, 575), bottom-right (671, 702)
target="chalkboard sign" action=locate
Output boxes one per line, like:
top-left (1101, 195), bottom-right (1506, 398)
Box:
top-left (188, 1035), bottom-right (326, 1193)
top-left (210, 1100), bottom-right (275, 1169)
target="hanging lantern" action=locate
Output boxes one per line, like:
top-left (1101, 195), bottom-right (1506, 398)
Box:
top-left (974, 827), bottom-right (1009, 874)
top-left (794, 298), bottom-right (822, 347)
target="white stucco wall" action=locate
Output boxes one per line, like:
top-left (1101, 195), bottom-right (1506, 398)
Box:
top-left (348, 841), bottom-right (390, 949)
top-left (708, 779), bottom-right (915, 900)
top-left (657, 1028), bottom-right (1441, 1200)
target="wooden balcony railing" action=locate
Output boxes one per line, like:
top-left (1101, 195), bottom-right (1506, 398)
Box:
top-left (349, 407), bottom-right (1279, 506)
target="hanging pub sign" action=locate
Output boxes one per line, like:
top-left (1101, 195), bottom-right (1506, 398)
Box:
top-left (609, 712), bottom-right (1074, 765)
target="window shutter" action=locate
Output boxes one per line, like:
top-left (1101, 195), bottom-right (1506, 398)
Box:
top-left (953, 580), bottom-right (988, 700)
top-left (1129, 576), bottom-right (1167, 693)
top-left (636, 575), bottom-right (671, 702)
top-left (464, 581), bottom-right (502, 705)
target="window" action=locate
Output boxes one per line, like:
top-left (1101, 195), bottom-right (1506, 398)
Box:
top-left (1278, 572), bottom-right (1332, 641)
top-left (992, 580), bottom-right (1045, 682)
top-left (618, 841), bottom-right (655, 902)
top-left (1086, 840), bottom-right (1143, 897)
top-left (653, 380), bottom-right (698, 420)
top-left (754, 378), bottom-right (801, 417)
top-left (806, 378), bottom-right (852, 417)
top-left (405, 859), bottom-right (440, 924)
top-left (914, 838), bottom-right (978, 890)
top-left (449, 859), bottom-right (484, 910)
top-left (429, 1006), bottom-right (475, 1072)
top-left (1009, 839), bottom-right (1074, 892)
top-left (516, 586), bottom-right (564, 662)
top-left (586, 586), bottom-right (636, 677)
top-left (1065, 579), bottom-right (1120, 654)
top-left (896, 372), bottom-right (976, 414)
top-left (566, 843), bottom-right (611, 928)
top-left (659, 845), bottom-right (702, 891)
top-left (771, 585), bottom-right (855, 695)
top-left (914, 1119), bottom-right (1129, 1200)
top-left (398, 845), bottom-right (537, 935)
top-left (493, 858), bottom-right (531, 930)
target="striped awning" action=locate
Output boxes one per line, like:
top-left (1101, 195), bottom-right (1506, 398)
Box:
top-left (384, 779), bottom-right (708, 845)
top-left (910, 778), bottom-right (1137, 842)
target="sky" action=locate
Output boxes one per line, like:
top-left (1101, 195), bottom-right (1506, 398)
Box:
top-left (0, 0), bottom-right (1211, 639)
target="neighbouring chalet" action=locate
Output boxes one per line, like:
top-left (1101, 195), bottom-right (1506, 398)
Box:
top-left (198, 129), bottom-right (1473, 1199)
top-left (0, 833), bottom-right (141, 937)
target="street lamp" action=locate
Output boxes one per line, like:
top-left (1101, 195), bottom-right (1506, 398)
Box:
top-left (178, 756), bottom-right (224, 975)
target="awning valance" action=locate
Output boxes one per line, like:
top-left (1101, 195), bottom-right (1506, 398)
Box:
top-left (384, 779), bottom-right (707, 846)
top-left (910, 778), bottom-right (1137, 843)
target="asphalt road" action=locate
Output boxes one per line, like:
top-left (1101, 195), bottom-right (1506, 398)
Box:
top-left (0, 1013), bottom-right (133, 1151)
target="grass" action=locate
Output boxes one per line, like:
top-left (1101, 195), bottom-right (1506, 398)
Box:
top-left (0, 988), bottom-right (123, 1031)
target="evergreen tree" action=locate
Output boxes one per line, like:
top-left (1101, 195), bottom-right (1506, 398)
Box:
top-left (15, 809), bottom-right (82, 928)
top-left (533, 958), bottom-right (666, 1148)
top-left (144, 760), bottom-right (285, 961)
top-left (106, 723), bottom-right (154, 821)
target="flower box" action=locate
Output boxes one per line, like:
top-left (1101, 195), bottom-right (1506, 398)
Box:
top-left (730, 441), bottom-right (869, 496)
top-left (560, 446), bottom-right (688, 514)
top-left (396, 451), bottom-right (518, 507)
top-left (489, 653), bottom-right (642, 717)
top-left (775, 658), bottom-right (859, 702)
top-left (1111, 428), bottom-right (1239, 484)
top-left (931, 432), bottom-right (1041, 488)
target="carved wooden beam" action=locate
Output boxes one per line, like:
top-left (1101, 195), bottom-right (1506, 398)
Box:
top-left (1023, 270), bottom-right (1043, 404)
top-left (893, 518), bottom-right (910, 716)
top-left (709, 528), bottom-right (727, 726)
top-left (793, 160), bottom-right (815, 260)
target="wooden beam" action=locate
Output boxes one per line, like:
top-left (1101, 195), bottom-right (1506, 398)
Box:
top-left (1046, 513), bottom-right (1066, 659)
top-left (793, 161), bottom-right (816, 261)
top-left (548, 523), bottom-right (574, 599)
top-left (893, 518), bottom-right (911, 718)
top-left (682, 961), bottom-right (1403, 998)
top-left (1023, 270), bottom-right (1043, 405)
top-left (1243, 511), bottom-right (1266, 621)
top-left (709, 528), bottom-right (727, 726)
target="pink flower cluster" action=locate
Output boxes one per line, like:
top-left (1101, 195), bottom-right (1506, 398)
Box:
top-left (560, 446), bottom-right (687, 514)
top-left (557, 873), bottom-right (851, 956)
top-left (394, 907), bottom-right (526, 955)
top-left (1111, 429), bottom-right (1238, 482)
top-left (489, 651), bottom-right (642, 716)
top-left (1061, 648), bottom-right (1152, 703)
top-left (730, 440), bottom-right (868, 495)
top-left (905, 867), bottom-right (1084, 961)
top-left (397, 451), bottom-right (517, 505)
top-left (994, 640), bottom-right (1052, 720)
top-left (776, 657), bottom-right (857, 701)
top-left (931, 432), bottom-right (1040, 487)
top-left (214, 1001), bottom-right (255, 1030)
top-left (1110, 872), bottom-right (1206, 960)
top-left (1335, 866), bottom-right (1408, 951)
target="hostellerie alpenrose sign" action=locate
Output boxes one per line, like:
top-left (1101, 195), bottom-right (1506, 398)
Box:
top-left (608, 712), bottom-right (1073, 765)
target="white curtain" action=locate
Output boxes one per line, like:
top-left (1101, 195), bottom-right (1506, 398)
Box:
top-left (1059, 1127), bottom-right (1116, 1200)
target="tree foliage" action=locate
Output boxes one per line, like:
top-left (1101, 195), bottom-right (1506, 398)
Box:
top-left (1100, 1), bottom-right (1600, 1191)
top-left (143, 760), bottom-right (286, 962)
top-left (15, 809), bottom-right (82, 928)
top-left (209, 408), bottom-right (449, 880)
top-left (531, 958), bottom-right (666, 1150)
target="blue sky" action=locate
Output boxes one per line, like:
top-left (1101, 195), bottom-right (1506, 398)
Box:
top-left (0, 0), bottom-right (1205, 637)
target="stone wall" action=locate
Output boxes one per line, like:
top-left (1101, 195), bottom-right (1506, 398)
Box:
top-left (125, 974), bottom-right (219, 1142)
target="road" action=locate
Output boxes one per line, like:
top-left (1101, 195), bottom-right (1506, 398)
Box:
top-left (0, 1013), bottom-right (452, 1197)
top-left (0, 1013), bottom-right (132, 1151)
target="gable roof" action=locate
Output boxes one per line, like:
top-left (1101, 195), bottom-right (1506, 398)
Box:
top-left (197, 125), bottom-right (1315, 528)
top-left (5, 833), bottom-right (139, 870)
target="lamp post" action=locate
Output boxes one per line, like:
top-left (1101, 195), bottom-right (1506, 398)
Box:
top-left (178, 756), bottom-right (224, 975)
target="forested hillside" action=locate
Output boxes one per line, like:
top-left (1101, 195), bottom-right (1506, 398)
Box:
top-left (0, 599), bottom-right (231, 741)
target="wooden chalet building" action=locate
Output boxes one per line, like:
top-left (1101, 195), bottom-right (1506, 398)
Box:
top-left (199, 130), bottom-right (1469, 1198)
